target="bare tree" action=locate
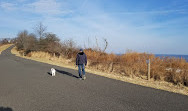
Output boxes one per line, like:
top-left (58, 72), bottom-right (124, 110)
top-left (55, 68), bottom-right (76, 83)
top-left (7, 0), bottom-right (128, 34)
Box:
top-left (61, 39), bottom-right (78, 58)
top-left (33, 22), bottom-right (48, 51)
top-left (23, 33), bottom-right (37, 53)
top-left (94, 37), bottom-right (108, 52)
top-left (88, 37), bottom-right (90, 48)
top-left (34, 22), bottom-right (47, 39)
top-left (45, 33), bottom-right (60, 42)
top-left (95, 37), bottom-right (100, 51)
top-left (44, 33), bottom-right (61, 55)
top-left (16, 30), bottom-right (28, 50)
top-left (62, 39), bottom-right (76, 49)
top-left (102, 38), bottom-right (108, 52)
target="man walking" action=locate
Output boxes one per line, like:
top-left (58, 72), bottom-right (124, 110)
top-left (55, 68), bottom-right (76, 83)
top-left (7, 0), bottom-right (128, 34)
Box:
top-left (76, 49), bottom-right (87, 80)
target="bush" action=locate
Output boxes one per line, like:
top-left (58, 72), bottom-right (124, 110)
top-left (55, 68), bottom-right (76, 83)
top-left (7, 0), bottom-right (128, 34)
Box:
top-left (61, 39), bottom-right (78, 59)
top-left (85, 48), bottom-right (188, 86)
top-left (15, 30), bottom-right (29, 50)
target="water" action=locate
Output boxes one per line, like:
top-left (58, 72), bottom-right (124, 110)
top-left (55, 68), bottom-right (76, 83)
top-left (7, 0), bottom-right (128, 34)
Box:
top-left (117, 53), bottom-right (188, 62)
top-left (155, 54), bottom-right (188, 62)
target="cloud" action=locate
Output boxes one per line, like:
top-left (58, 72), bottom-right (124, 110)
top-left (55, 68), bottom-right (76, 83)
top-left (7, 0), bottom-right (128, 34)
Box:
top-left (25, 0), bottom-right (72, 15)
top-left (0, 2), bottom-right (17, 10)
top-left (113, 9), bottom-right (188, 15)
top-left (0, 0), bottom-right (73, 16)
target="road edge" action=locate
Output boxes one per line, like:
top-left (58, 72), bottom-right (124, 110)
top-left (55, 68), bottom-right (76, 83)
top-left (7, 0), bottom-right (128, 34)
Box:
top-left (0, 44), bottom-right (13, 54)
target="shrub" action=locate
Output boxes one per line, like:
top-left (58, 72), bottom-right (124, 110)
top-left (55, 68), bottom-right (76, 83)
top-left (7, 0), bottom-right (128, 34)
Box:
top-left (85, 48), bottom-right (188, 86)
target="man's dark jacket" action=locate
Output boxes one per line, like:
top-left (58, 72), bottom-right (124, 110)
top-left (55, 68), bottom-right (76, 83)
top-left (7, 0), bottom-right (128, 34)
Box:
top-left (76, 52), bottom-right (87, 65)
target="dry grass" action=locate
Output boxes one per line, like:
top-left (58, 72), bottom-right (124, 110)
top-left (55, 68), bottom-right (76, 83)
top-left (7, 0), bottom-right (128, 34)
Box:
top-left (11, 47), bottom-right (75, 69)
top-left (11, 47), bottom-right (188, 96)
top-left (0, 44), bottom-right (13, 54)
top-left (85, 49), bottom-right (188, 86)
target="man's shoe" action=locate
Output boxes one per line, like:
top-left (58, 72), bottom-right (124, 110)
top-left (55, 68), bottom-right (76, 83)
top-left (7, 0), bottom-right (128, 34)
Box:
top-left (82, 76), bottom-right (86, 80)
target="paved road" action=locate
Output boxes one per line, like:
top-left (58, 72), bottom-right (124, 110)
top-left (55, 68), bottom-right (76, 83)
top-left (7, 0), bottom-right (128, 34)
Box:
top-left (0, 46), bottom-right (188, 111)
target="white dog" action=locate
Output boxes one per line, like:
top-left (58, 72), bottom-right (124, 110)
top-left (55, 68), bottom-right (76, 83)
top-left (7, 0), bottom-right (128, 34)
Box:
top-left (51, 68), bottom-right (56, 76)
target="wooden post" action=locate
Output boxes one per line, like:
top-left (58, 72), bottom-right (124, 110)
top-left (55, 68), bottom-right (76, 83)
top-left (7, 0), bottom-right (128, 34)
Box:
top-left (148, 59), bottom-right (150, 80)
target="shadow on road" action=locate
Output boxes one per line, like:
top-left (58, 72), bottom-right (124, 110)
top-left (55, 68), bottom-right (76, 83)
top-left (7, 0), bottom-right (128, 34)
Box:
top-left (0, 107), bottom-right (13, 111)
top-left (47, 69), bottom-right (79, 79)
top-left (47, 72), bottom-right (52, 76)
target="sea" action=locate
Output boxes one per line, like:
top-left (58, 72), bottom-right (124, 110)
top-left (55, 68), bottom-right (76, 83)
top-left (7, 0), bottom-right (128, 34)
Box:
top-left (117, 54), bottom-right (188, 62)
top-left (155, 54), bottom-right (188, 62)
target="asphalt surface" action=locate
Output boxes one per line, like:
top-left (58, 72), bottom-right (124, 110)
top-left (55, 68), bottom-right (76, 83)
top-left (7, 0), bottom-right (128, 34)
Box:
top-left (0, 46), bottom-right (188, 111)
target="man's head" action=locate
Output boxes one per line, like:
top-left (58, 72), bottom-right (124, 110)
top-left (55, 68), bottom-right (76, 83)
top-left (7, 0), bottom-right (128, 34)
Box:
top-left (79, 48), bottom-right (83, 52)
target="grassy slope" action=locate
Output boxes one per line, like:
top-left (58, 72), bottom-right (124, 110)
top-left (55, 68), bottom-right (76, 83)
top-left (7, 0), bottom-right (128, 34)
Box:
top-left (0, 44), bottom-right (13, 54)
top-left (11, 46), bottom-right (188, 96)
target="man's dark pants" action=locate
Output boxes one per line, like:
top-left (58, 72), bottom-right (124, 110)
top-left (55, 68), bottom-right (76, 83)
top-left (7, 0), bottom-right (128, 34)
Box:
top-left (78, 64), bottom-right (85, 78)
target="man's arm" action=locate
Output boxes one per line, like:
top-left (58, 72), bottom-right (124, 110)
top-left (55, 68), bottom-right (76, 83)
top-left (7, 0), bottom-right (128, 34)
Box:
top-left (85, 54), bottom-right (87, 66)
top-left (76, 54), bottom-right (79, 65)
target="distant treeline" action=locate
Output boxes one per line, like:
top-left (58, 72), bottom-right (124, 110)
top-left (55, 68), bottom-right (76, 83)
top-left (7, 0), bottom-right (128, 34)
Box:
top-left (0, 38), bottom-right (11, 45)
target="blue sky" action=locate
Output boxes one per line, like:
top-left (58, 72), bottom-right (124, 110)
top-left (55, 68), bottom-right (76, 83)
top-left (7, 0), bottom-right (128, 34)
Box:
top-left (0, 0), bottom-right (188, 54)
